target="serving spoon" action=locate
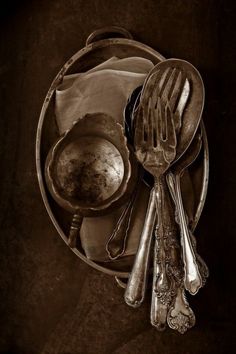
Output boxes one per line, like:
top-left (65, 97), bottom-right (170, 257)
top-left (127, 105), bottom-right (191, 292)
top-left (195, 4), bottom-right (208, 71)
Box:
top-left (167, 129), bottom-right (209, 294)
top-left (166, 131), bottom-right (208, 333)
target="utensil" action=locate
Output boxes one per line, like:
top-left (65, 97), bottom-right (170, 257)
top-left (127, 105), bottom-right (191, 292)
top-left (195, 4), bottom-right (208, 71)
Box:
top-left (124, 60), bottom-right (204, 315)
top-left (124, 65), bottom-right (189, 310)
top-left (103, 87), bottom-right (143, 261)
top-left (125, 73), bottom-right (179, 328)
top-left (45, 113), bottom-right (137, 248)
top-left (167, 130), bottom-right (209, 294)
top-left (105, 179), bottom-right (140, 260)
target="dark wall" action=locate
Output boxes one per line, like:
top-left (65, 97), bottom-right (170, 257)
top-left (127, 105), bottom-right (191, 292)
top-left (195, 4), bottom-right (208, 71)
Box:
top-left (0, 0), bottom-right (235, 353)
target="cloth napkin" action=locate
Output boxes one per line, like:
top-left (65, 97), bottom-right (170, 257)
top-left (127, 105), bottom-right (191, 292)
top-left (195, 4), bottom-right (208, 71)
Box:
top-left (55, 56), bottom-right (154, 133)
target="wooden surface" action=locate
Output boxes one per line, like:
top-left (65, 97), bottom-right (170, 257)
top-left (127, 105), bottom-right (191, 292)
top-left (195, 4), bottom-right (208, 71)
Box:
top-left (1, 0), bottom-right (236, 353)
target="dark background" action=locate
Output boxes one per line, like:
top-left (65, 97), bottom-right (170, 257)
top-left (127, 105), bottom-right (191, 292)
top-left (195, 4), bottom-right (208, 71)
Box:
top-left (1, 0), bottom-right (236, 353)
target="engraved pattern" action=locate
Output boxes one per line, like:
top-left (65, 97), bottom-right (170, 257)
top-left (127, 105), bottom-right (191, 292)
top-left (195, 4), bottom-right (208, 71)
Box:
top-left (154, 220), bottom-right (179, 307)
top-left (168, 306), bottom-right (196, 334)
top-left (155, 284), bottom-right (175, 306)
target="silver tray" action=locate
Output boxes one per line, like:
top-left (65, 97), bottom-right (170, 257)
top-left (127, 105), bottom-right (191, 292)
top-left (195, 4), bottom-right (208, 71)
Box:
top-left (36, 27), bottom-right (209, 278)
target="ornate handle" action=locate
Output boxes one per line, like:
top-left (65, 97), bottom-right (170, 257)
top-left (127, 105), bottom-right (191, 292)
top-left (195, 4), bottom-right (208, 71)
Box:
top-left (124, 188), bottom-right (156, 307)
top-left (189, 229), bottom-right (209, 286)
top-left (167, 287), bottom-right (196, 334)
top-left (106, 188), bottom-right (137, 260)
top-left (68, 213), bottom-right (83, 248)
top-left (167, 172), bottom-right (203, 295)
top-left (86, 26), bottom-right (133, 46)
top-left (150, 176), bottom-right (175, 330)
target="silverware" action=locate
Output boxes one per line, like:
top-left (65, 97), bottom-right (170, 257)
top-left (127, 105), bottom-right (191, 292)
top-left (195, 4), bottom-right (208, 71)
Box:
top-left (129, 69), bottom-right (180, 329)
top-left (105, 183), bottom-right (139, 260)
top-left (167, 132), bottom-right (208, 294)
top-left (124, 66), bottom-right (190, 313)
top-left (167, 286), bottom-right (196, 334)
top-left (124, 187), bottom-right (156, 306)
top-left (166, 133), bottom-right (203, 333)
top-left (125, 59), bottom-right (205, 331)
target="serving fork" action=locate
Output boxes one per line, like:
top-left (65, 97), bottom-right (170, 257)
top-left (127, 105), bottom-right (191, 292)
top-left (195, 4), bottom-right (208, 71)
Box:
top-left (139, 93), bottom-right (177, 329)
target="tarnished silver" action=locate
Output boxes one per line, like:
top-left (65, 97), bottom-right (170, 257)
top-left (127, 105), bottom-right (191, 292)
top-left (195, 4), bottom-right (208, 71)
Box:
top-left (45, 113), bottom-right (132, 248)
top-left (85, 26), bottom-right (133, 46)
top-left (36, 29), bottom-right (168, 277)
top-left (36, 28), bottom-right (209, 280)
top-left (124, 187), bottom-right (156, 306)
top-left (124, 65), bottom-right (191, 315)
top-left (105, 184), bottom-right (139, 260)
top-left (167, 130), bottom-right (209, 294)
top-left (166, 133), bottom-right (204, 333)
top-left (125, 59), bottom-right (205, 332)
top-left (36, 32), bottom-right (209, 336)
top-left (125, 72), bottom-right (179, 327)
top-left (167, 287), bottom-right (196, 334)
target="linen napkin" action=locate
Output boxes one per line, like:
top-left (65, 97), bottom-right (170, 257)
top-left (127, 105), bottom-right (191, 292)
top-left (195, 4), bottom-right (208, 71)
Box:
top-left (55, 56), bottom-right (154, 133)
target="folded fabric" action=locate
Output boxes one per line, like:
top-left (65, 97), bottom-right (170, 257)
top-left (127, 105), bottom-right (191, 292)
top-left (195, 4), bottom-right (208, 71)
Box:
top-left (55, 56), bottom-right (154, 133)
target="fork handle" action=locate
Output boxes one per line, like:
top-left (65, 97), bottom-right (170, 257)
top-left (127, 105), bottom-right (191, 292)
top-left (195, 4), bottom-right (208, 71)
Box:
top-left (151, 176), bottom-right (175, 330)
top-left (124, 188), bottom-right (156, 307)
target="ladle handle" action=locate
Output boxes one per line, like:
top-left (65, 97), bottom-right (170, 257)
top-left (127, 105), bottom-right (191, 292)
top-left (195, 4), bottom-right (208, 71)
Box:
top-left (106, 203), bottom-right (133, 260)
top-left (124, 188), bottom-right (156, 307)
top-left (106, 186), bottom-right (138, 260)
top-left (86, 26), bottom-right (133, 46)
top-left (68, 213), bottom-right (83, 248)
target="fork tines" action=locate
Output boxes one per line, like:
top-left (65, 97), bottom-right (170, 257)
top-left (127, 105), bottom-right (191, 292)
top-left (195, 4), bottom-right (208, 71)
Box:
top-left (141, 66), bottom-right (191, 136)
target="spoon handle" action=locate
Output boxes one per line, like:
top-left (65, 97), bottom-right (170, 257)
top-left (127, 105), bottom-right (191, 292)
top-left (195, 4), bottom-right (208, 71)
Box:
top-left (124, 188), bottom-right (156, 307)
top-left (106, 187), bottom-right (137, 260)
top-left (167, 172), bottom-right (203, 295)
top-left (167, 286), bottom-right (196, 334)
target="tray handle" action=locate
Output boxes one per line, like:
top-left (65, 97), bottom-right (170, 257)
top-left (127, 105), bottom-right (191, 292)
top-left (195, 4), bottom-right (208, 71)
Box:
top-left (115, 276), bottom-right (128, 288)
top-left (86, 26), bottom-right (133, 46)
top-left (68, 213), bottom-right (83, 248)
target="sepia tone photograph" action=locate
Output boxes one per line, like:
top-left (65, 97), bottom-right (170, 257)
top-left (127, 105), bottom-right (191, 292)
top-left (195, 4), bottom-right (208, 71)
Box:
top-left (0, 0), bottom-right (235, 353)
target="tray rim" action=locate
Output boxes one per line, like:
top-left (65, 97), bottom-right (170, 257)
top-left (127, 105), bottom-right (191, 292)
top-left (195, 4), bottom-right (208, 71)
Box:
top-left (35, 37), bottom-right (209, 278)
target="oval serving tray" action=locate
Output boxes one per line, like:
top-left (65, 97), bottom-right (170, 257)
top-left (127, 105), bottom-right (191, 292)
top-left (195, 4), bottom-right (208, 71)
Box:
top-left (36, 27), bottom-right (209, 278)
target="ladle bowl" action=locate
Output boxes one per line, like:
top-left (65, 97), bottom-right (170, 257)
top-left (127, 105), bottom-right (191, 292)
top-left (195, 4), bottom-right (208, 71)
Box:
top-left (45, 113), bottom-right (136, 247)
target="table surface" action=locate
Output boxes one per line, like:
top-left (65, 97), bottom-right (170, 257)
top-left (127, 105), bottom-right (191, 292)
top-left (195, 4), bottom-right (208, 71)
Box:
top-left (1, 0), bottom-right (236, 353)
